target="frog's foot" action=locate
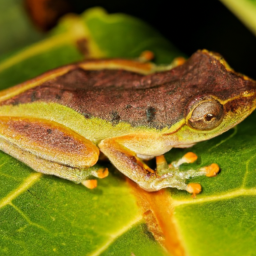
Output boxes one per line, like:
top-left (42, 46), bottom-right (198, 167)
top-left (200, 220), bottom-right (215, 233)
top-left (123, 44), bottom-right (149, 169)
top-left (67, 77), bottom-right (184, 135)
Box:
top-left (80, 166), bottom-right (109, 189)
top-left (152, 153), bottom-right (220, 196)
top-left (153, 56), bottom-right (187, 73)
top-left (82, 179), bottom-right (98, 189)
top-left (138, 50), bottom-right (155, 62)
top-left (171, 56), bottom-right (186, 67)
top-left (91, 167), bottom-right (109, 179)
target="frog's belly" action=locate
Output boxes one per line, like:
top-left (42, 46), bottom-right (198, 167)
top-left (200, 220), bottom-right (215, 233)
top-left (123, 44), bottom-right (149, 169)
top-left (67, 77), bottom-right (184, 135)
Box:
top-left (174, 143), bottom-right (196, 148)
top-left (136, 142), bottom-right (196, 160)
top-left (136, 154), bottom-right (156, 160)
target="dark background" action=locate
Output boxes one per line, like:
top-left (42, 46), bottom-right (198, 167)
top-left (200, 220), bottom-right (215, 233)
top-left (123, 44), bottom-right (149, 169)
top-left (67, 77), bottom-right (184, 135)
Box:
top-left (66, 1), bottom-right (256, 79)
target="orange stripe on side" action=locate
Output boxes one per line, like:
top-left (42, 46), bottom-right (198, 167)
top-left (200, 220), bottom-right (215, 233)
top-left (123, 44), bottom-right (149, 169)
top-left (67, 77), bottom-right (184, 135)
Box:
top-left (0, 58), bottom-right (154, 103)
top-left (0, 65), bottom-right (76, 103)
top-left (79, 59), bottom-right (154, 74)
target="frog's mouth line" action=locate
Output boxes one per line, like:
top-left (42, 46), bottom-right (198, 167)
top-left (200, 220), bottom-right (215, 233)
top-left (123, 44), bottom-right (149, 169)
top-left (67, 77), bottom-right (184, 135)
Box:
top-left (218, 91), bottom-right (256, 105)
top-left (162, 122), bottom-right (185, 136)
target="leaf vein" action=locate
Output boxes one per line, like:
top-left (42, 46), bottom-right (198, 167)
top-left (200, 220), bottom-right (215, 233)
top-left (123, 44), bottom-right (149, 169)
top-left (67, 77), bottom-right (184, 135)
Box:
top-left (173, 188), bottom-right (256, 207)
top-left (0, 172), bottom-right (42, 209)
top-left (208, 126), bottom-right (237, 152)
top-left (10, 203), bottom-right (50, 233)
top-left (87, 215), bottom-right (143, 256)
top-left (0, 172), bottom-right (23, 181)
top-left (241, 152), bottom-right (256, 188)
top-left (0, 35), bottom-right (73, 73)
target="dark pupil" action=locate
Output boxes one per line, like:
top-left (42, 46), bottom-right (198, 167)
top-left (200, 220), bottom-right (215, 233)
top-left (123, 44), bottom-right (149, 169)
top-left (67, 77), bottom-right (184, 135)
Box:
top-left (205, 113), bottom-right (215, 121)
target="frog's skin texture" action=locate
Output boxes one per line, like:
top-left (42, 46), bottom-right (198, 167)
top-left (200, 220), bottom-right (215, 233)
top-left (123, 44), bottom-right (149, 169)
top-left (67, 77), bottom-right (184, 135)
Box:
top-left (0, 50), bottom-right (256, 193)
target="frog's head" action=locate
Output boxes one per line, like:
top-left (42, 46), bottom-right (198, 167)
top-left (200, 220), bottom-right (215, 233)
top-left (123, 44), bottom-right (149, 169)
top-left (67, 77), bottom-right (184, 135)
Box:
top-left (164, 50), bottom-right (256, 145)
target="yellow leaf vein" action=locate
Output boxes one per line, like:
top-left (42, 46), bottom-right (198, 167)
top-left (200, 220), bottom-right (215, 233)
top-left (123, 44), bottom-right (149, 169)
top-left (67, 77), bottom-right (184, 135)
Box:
top-left (88, 215), bottom-right (143, 256)
top-left (208, 126), bottom-right (237, 152)
top-left (0, 35), bottom-right (72, 72)
top-left (0, 15), bottom-right (103, 73)
top-left (241, 152), bottom-right (256, 188)
top-left (172, 188), bottom-right (256, 207)
top-left (0, 172), bottom-right (42, 209)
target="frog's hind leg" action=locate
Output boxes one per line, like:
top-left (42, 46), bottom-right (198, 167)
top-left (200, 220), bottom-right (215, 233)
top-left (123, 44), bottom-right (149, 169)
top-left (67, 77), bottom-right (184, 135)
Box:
top-left (0, 134), bottom-right (106, 185)
top-left (0, 116), bottom-right (109, 187)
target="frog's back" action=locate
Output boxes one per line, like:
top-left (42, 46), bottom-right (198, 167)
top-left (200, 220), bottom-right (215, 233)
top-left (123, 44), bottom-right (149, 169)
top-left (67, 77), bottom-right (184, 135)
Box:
top-left (1, 50), bottom-right (250, 133)
top-left (1, 67), bottom-right (180, 129)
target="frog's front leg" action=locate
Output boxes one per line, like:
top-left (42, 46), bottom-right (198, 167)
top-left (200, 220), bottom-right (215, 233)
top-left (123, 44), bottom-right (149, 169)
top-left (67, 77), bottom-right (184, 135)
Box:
top-left (99, 135), bottom-right (220, 195)
top-left (99, 135), bottom-right (159, 191)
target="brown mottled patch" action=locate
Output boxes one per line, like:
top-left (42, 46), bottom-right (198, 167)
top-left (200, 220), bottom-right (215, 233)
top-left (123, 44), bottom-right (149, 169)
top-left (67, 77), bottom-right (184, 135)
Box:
top-left (146, 107), bottom-right (156, 122)
top-left (47, 128), bottom-right (52, 134)
top-left (111, 111), bottom-right (121, 125)
top-left (55, 94), bottom-right (62, 100)
top-left (83, 113), bottom-right (92, 119)
top-left (31, 91), bottom-right (38, 102)
top-left (76, 38), bottom-right (89, 57)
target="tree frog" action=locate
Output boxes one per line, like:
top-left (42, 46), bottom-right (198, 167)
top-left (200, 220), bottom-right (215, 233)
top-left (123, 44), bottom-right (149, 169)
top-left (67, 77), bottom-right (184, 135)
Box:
top-left (0, 50), bottom-right (255, 196)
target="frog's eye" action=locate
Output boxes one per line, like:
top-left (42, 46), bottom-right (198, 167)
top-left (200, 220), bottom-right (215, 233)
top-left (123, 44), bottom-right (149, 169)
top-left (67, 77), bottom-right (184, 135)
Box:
top-left (187, 99), bottom-right (224, 130)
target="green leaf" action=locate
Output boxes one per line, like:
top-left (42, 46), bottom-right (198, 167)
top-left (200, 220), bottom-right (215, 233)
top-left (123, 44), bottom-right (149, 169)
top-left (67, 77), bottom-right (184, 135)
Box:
top-left (221, 0), bottom-right (256, 36)
top-left (1, 6), bottom-right (256, 256)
